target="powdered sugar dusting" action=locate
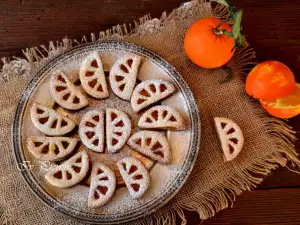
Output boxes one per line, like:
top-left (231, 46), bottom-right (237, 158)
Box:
top-left (131, 79), bottom-right (176, 112)
top-left (109, 54), bottom-right (141, 101)
top-left (17, 42), bottom-right (199, 223)
top-left (53, 163), bottom-right (182, 216)
top-left (117, 157), bottom-right (150, 199)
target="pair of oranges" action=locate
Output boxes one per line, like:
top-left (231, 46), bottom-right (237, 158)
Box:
top-left (246, 61), bottom-right (300, 119)
top-left (184, 17), bottom-right (299, 119)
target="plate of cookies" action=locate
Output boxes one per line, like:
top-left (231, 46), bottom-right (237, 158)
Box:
top-left (12, 41), bottom-right (200, 224)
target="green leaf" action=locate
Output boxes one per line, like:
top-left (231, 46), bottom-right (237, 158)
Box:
top-left (232, 10), bottom-right (243, 40)
top-left (238, 33), bottom-right (244, 47)
top-left (228, 6), bottom-right (235, 18)
top-left (219, 67), bottom-right (233, 83)
top-left (215, 0), bottom-right (229, 7)
top-left (224, 31), bottom-right (233, 37)
top-left (231, 40), bottom-right (237, 52)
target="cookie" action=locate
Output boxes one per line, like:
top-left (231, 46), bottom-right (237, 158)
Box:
top-left (30, 102), bottom-right (76, 136)
top-left (79, 52), bottom-right (109, 99)
top-left (45, 151), bottom-right (89, 188)
top-left (109, 54), bottom-right (141, 100)
top-left (106, 108), bottom-right (131, 153)
top-left (50, 71), bottom-right (88, 110)
top-left (116, 157), bottom-right (150, 199)
top-left (88, 163), bottom-right (116, 208)
top-left (27, 136), bottom-right (78, 161)
top-left (131, 79), bottom-right (176, 112)
top-left (127, 131), bottom-right (171, 164)
top-left (138, 105), bottom-right (187, 130)
top-left (79, 110), bottom-right (105, 153)
top-left (214, 117), bottom-right (244, 162)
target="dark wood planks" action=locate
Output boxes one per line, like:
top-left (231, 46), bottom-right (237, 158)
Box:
top-left (187, 188), bottom-right (300, 225)
top-left (234, 0), bottom-right (300, 191)
top-left (1, 0), bottom-right (300, 224)
top-left (0, 0), bottom-right (183, 58)
top-left (234, 0), bottom-right (300, 79)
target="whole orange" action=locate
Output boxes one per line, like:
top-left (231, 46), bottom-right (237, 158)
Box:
top-left (184, 17), bottom-right (235, 68)
top-left (246, 61), bottom-right (295, 101)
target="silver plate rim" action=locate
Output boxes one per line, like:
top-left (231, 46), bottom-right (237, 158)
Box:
top-left (12, 41), bottom-right (201, 224)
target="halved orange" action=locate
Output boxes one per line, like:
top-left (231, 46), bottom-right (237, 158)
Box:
top-left (260, 83), bottom-right (300, 119)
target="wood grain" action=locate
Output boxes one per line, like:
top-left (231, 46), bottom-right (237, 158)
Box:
top-left (189, 188), bottom-right (300, 225)
top-left (234, 0), bottom-right (300, 77)
top-left (0, 0), bottom-right (183, 58)
top-left (1, 0), bottom-right (300, 224)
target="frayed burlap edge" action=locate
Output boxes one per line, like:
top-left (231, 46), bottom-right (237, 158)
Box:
top-left (1, 0), bottom-right (299, 224)
top-left (132, 43), bottom-right (300, 224)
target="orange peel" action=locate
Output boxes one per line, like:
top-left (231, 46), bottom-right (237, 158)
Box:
top-left (246, 61), bottom-right (295, 101)
top-left (260, 83), bottom-right (300, 119)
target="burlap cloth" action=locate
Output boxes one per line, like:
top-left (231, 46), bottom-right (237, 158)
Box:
top-left (0, 0), bottom-right (299, 224)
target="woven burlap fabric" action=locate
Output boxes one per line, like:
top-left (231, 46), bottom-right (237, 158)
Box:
top-left (0, 1), bottom-right (298, 224)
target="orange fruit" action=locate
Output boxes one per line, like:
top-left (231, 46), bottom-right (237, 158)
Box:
top-left (260, 83), bottom-right (300, 119)
top-left (246, 61), bottom-right (295, 101)
top-left (184, 17), bottom-right (235, 69)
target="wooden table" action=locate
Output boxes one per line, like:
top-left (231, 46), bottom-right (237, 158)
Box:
top-left (1, 0), bottom-right (300, 224)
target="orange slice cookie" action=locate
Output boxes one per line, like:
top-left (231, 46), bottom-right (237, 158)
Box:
top-left (106, 108), bottom-right (131, 153)
top-left (214, 117), bottom-right (244, 162)
top-left (79, 110), bottom-right (105, 153)
top-left (127, 131), bottom-right (171, 164)
top-left (45, 151), bottom-right (89, 188)
top-left (30, 103), bottom-right (76, 136)
top-left (138, 105), bottom-right (187, 130)
top-left (116, 157), bottom-right (150, 199)
top-left (109, 54), bottom-right (141, 100)
top-left (50, 71), bottom-right (88, 110)
top-left (131, 79), bottom-right (176, 112)
top-left (27, 136), bottom-right (78, 161)
top-left (88, 163), bottom-right (116, 208)
top-left (79, 52), bottom-right (109, 99)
